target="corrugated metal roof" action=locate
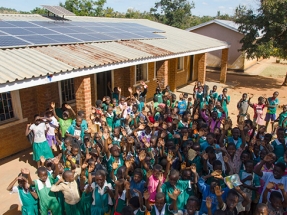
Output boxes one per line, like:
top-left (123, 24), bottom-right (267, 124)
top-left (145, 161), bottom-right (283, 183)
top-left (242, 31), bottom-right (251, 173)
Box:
top-left (0, 14), bottom-right (229, 86)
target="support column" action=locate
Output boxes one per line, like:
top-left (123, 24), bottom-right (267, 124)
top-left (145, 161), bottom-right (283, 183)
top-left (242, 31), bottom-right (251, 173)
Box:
top-left (220, 48), bottom-right (229, 84)
top-left (74, 75), bottom-right (92, 124)
top-left (156, 60), bottom-right (169, 88)
top-left (197, 53), bottom-right (207, 84)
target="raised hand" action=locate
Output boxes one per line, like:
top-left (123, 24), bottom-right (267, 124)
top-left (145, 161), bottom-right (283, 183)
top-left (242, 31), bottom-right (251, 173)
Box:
top-left (103, 133), bottom-right (110, 140)
top-left (181, 162), bottom-right (186, 170)
top-left (139, 150), bottom-right (146, 162)
top-left (153, 121), bottom-right (159, 128)
top-left (223, 155), bottom-right (229, 163)
top-left (117, 87), bottom-right (121, 92)
top-left (191, 164), bottom-right (197, 173)
top-left (112, 162), bottom-right (119, 170)
top-left (263, 154), bottom-right (274, 162)
top-left (65, 104), bottom-right (72, 109)
top-left (143, 190), bottom-right (150, 200)
top-left (53, 156), bottom-right (60, 165)
top-left (21, 168), bottom-right (30, 175)
top-left (202, 153), bottom-right (208, 160)
top-left (146, 169), bottom-right (153, 178)
top-left (139, 124), bottom-right (146, 130)
top-left (206, 196), bottom-right (212, 209)
top-left (50, 102), bottom-right (55, 109)
top-left (124, 181), bottom-right (130, 190)
top-left (128, 87), bottom-right (133, 94)
top-left (82, 163), bottom-right (88, 169)
top-left (168, 188), bottom-right (181, 200)
top-left (158, 173), bottom-right (164, 183)
top-left (214, 186), bottom-right (224, 196)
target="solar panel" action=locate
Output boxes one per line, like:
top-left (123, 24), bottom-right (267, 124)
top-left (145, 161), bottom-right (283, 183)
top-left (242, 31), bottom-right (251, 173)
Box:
top-left (49, 27), bottom-right (79, 34)
top-left (5, 21), bottom-right (38, 28)
top-left (0, 36), bottom-right (30, 47)
top-left (52, 6), bottom-right (76, 16)
top-left (44, 34), bottom-right (81, 43)
top-left (0, 21), bottom-right (15, 27)
top-left (0, 21), bottom-right (166, 48)
top-left (0, 28), bottom-right (34, 36)
top-left (104, 32), bottom-right (145, 40)
top-left (25, 27), bottom-right (58, 35)
top-left (41, 5), bottom-right (75, 17)
top-left (18, 35), bottom-right (58, 45)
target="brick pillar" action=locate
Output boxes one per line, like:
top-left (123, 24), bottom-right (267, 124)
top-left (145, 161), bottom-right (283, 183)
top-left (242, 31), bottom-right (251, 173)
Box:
top-left (197, 53), bottom-right (207, 84)
top-left (156, 60), bottom-right (168, 88)
top-left (74, 76), bottom-right (92, 125)
top-left (220, 48), bottom-right (229, 84)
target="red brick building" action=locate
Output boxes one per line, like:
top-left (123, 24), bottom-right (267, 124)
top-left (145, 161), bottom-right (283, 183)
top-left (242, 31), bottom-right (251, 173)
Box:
top-left (0, 14), bottom-right (229, 159)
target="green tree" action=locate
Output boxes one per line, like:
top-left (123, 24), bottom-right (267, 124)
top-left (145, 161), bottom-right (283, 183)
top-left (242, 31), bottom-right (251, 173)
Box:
top-left (150, 0), bottom-right (194, 29)
top-left (30, 7), bottom-right (46, 14)
top-left (235, 0), bottom-right (287, 59)
top-left (60, 0), bottom-right (106, 16)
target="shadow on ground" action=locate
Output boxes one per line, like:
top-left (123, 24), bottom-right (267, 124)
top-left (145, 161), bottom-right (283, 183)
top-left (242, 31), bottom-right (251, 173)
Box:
top-left (207, 72), bottom-right (284, 90)
top-left (3, 204), bottom-right (21, 215)
top-left (0, 148), bottom-right (35, 167)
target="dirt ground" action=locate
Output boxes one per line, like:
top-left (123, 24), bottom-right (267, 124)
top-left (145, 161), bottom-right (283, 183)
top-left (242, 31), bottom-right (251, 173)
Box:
top-left (0, 61), bottom-right (286, 214)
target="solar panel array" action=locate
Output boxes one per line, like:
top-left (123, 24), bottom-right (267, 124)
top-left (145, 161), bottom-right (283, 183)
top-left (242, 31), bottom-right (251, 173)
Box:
top-left (0, 21), bottom-right (166, 48)
top-left (41, 5), bottom-right (76, 16)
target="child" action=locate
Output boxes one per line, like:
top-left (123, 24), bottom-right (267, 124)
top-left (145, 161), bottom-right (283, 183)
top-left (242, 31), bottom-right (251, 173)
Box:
top-left (217, 88), bottom-right (230, 118)
top-left (51, 170), bottom-right (82, 214)
top-left (262, 182), bottom-right (287, 215)
top-left (184, 196), bottom-right (210, 215)
top-left (130, 168), bottom-right (146, 197)
top-left (237, 93), bottom-right (249, 123)
top-left (143, 191), bottom-right (179, 215)
top-left (271, 128), bottom-right (287, 159)
top-left (160, 169), bottom-right (193, 212)
top-left (25, 115), bottom-right (54, 168)
top-left (126, 189), bottom-right (146, 215)
top-left (65, 143), bottom-right (81, 174)
top-left (215, 186), bottom-right (251, 214)
top-left (88, 169), bottom-right (114, 214)
top-left (45, 110), bottom-right (59, 149)
top-left (209, 85), bottom-right (218, 102)
top-left (254, 203), bottom-right (268, 215)
top-left (265, 91), bottom-right (279, 131)
top-left (254, 154), bottom-right (287, 203)
top-left (7, 173), bottom-right (39, 215)
top-left (239, 160), bottom-right (260, 212)
top-left (249, 96), bottom-right (266, 127)
top-left (275, 104), bottom-right (287, 129)
top-left (23, 163), bottom-right (62, 215)
top-left (147, 164), bottom-right (165, 203)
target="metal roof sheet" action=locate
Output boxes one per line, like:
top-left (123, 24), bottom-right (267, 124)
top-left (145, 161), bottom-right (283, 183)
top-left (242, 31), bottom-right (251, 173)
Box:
top-left (0, 14), bottom-right (229, 86)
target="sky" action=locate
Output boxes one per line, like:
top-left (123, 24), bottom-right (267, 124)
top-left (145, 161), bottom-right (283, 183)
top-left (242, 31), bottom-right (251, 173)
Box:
top-left (0, 0), bottom-right (260, 16)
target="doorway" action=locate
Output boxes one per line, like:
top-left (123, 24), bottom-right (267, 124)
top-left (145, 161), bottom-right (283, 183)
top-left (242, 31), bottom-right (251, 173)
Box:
top-left (96, 71), bottom-right (111, 100)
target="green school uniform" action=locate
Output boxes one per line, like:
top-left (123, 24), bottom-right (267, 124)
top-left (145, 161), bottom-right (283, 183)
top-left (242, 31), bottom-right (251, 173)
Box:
top-left (188, 156), bottom-right (203, 175)
top-left (278, 112), bottom-right (287, 127)
top-left (106, 112), bottom-right (115, 130)
top-left (34, 177), bottom-right (62, 215)
top-left (113, 191), bottom-right (127, 214)
top-left (81, 191), bottom-right (93, 215)
top-left (106, 154), bottom-right (124, 175)
top-left (271, 139), bottom-right (287, 159)
top-left (149, 204), bottom-right (173, 215)
top-left (91, 182), bottom-right (113, 215)
top-left (32, 140), bottom-right (54, 162)
top-left (64, 201), bottom-right (82, 215)
top-left (218, 94), bottom-right (230, 118)
top-left (161, 180), bottom-right (190, 210)
top-left (16, 186), bottom-right (39, 215)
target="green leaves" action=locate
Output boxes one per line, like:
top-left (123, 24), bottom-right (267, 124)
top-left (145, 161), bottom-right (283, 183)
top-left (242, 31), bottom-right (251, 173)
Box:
top-left (235, 1), bottom-right (287, 59)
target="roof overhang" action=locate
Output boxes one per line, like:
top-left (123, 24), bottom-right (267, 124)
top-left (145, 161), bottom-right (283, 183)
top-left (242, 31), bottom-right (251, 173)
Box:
top-left (0, 45), bottom-right (229, 93)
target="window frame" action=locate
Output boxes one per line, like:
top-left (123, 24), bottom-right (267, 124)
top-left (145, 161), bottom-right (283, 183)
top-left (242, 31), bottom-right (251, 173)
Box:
top-left (0, 90), bottom-right (26, 128)
top-left (58, 78), bottom-right (76, 105)
top-left (177, 57), bottom-right (184, 71)
top-left (134, 64), bottom-right (148, 85)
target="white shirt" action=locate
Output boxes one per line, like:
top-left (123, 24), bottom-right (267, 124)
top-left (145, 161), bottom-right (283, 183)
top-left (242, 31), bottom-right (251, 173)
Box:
top-left (46, 117), bottom-right (59, 136)
top-left (30, 123), bottom-right (46, 142)
top-left (91, 181), bottom-right (113, 206)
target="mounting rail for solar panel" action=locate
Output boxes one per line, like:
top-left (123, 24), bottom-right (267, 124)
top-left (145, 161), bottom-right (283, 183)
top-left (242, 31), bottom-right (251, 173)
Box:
top-left (41, 5), bottom-right (76, 17)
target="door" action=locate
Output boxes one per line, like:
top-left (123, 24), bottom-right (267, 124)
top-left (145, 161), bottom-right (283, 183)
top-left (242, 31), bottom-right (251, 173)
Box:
top-left (189, 55), bottom-right (194, 81)
top-left (97, 71), bottom-right (111, 100)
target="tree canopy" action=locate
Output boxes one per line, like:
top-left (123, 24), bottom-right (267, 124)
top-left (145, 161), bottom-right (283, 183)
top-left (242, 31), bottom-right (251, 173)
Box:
top-left (60, 0), bottom-right (106, 16)
top-left (150, 0), bottom-right (194, 29)
top-left (235, 0), bottom-right (287, 59)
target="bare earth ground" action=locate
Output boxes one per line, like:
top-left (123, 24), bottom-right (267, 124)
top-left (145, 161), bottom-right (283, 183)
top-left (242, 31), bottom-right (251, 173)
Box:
top-left (0, 59), bottom-right (286, 214)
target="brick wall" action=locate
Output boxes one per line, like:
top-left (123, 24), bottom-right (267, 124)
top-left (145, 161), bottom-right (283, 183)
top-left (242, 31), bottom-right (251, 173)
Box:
top-left (0, 83), bottom-right (61, 159)
top-left (196, 53), bottom-right (207, 84)
top-left (168, 57), bottom-right (190, 91)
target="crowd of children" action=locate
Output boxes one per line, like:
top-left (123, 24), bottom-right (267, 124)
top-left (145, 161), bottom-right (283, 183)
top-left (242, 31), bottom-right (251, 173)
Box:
top-left (7, 80), bottom-right (287, 215)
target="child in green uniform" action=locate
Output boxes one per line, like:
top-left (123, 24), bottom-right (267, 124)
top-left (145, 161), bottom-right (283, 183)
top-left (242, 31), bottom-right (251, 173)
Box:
top-left (51, 170), bottom-right (82, 215)
top-left (7, 173), bottom-right (39, 215)
top-left (160, 169), bottom-right (193, 213)
top-left (88, 170), bottom-right (114, 215)
top-left (81, 184), bottom-right (93, 215)
top-left (23, 163), bottom-right (62, 215)
top-left (218, 88), bottom-right (230, 118)
top-left (143, 191), bottom-right (180, 215)
top-left (128, 189), bottom-right (146, 215)
top-left (113, 179), bottom-right (131, 215)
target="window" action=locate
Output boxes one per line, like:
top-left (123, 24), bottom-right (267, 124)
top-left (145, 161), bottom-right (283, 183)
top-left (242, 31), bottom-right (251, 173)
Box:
top-left (177, 57), bottom-right (184, 71)
top-left (60, 78), bottom-right (75, 103)
top-left (135, 64), bottom-right (148, 83)
top-left (0, 92), bottom-right (14, 121)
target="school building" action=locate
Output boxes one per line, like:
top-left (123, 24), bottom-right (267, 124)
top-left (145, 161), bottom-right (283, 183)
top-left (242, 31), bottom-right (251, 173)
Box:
top-left (0, 14), bottom-right (229, 159)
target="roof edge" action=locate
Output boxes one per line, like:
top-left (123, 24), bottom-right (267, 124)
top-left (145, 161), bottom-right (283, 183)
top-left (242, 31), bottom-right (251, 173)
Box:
top-left (0, 44), bottom-right (229, 93)
top-left (186, 19), bottom-right (243, 34)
